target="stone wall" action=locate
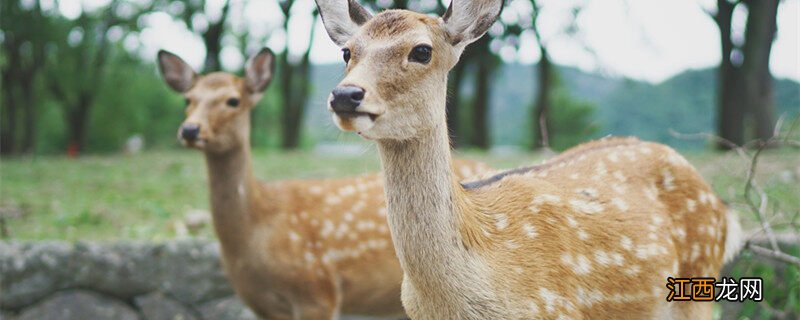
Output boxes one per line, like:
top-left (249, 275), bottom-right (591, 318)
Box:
top-left (2, 240), bottom-right (261, 320)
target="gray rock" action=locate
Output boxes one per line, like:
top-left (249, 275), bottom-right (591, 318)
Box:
top-left (134, 292), bottom-right (198, 320)
top-left (15, 290), bottom-right (139, 320)
top-left (1, 240), bottom-right (234, 310)
top-left (0, 241), bottom-right (75, 309)
top-left (197, 297), bottom-right (258, 320)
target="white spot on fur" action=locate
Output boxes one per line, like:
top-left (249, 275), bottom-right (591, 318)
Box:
top-left (529, 194), bottom-right (561, 213)
top-left (652, 216), bottom-right (664, 226)
top-left (569, 199), bottom-right (604, 214)
top-left (505, 240), bottom-right (520, 250)
top-left (673, 227), bottom-right (686, 241)
top-left (561, 254), bottom-right (592, 274)
top-left (309, 186), bottom-right (322, 194)
top-left (607, 152), bottom-right (620, 163)
top-left (378, 225), bottom-right (388, 234)
top-left (686, 199), bottom-right (697, 212)
top-left (566, 216), bottom-right (579, 228)
top-left (569, 173), bottom-right (580, 180)
top-left (623, 265), bottom-right (641, 276)
top-left (576, 287), bottom-right (603, 307)
top-left (611, 198), bottom-right (629, 212)
top-left (690, 244), bottom-right (701, 261)
top-left (621, 236), bottom-right (633, 251)
top-left (288, 231), bottom-right (301, 242)
top-left (592, 161), bottom-right (608, 180)
top-left (494, 214), bottom-right (509, 230)
top-left (339, 185), bottom-right (356, 196)
top-left (611, 252), bottom-right (625, 266)
top-left (623, 150), bottom-right (637, 161)
top-left (577, 230), bottom-right (589, 240)
top-left (635, 243), bottom-right (662, 259)
top-left (334, 223), bottom-right (349, 240)
top-left (304, 251), bottom-right (315, 263)
top-left (594, 250), bottom-right (610, 266)
top-left (644, 183), bottom-right (658, 200)
top-left (523, 223), bottom-right (538, 238)
top-left (528, 300), bottom-right (540, 314)
top-left (611, 183), bottom-right (626, 194)
top-left (325, 195), bottom-right (341, 205)
top-left (539, 288), bottom-right (561, 314)
top-left (344, 212), bottom-right (354, 221)
top-left (377, 207), bottom-right (387, 216)
top-left (661, 169), bottom-right (675, 191)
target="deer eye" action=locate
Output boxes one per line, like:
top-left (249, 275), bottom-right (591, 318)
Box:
top-left (409, 45), bottom-right (432, 64)
top-left (226, 98), bottom-right (240, 108)
top-left (184, 98), bottom-right (191, 106)
top-left (342, 48), bottom-right (351, 64)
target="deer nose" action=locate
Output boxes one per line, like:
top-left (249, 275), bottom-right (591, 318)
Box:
top-left (330, 86), bottom-right (365, 113)
top-left (181, 123), bottom-right (201, 141)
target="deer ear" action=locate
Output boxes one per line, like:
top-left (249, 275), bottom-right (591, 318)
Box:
top-left (157, 50), bottom-right (197, 93)
top-left (316, 0), bottom-right (373, 46)
top-left (442, 0), bottom-right (503, 47)
top-left (245, 48), bottom-right (275, 93)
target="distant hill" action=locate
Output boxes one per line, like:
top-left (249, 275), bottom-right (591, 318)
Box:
top-left (304, 63), bottom-right (800, 149)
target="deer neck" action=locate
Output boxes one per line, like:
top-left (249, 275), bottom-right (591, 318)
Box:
top-left (203, 132), bottom-right (264, 257)
top-left (376, 112), bottom-right (490, 302)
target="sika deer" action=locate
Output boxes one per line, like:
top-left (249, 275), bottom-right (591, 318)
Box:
top-left (157, 48), bottom-right (490, 319)
top-left (315, 1), bottom-right (744, 319)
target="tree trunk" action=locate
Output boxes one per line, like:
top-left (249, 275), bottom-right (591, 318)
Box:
top-left (1, 87), bottom-right (17, 155)
top-left (470, 39), bottom-right (491, 150)
top-left (741, 0), bottom-right (779, 142)
top-left (202, 0), bottom-right (230, 72)
top-left (21, 78), bottom-right (36, 154)
top-left (532, 48), bottom-right (552, 149)
top-left (280, 12), bottom-right (318, 149)
top-left (715, 0), bottom-right (746, 148)
top-left (67, 94), bottom-right (92, 155)
top-left (446, 61), bottom-right (466, 148)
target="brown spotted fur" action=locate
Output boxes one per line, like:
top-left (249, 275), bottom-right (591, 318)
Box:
top-left (317, 3), bottom-right (740, 319)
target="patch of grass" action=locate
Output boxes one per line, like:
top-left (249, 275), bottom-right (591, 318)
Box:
top-left (1, 148), bottom-right (797, 240)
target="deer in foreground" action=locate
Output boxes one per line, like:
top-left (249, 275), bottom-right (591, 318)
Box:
top-left (316, 1), bottom-right (744, 319)
top-left (157, 48), bottom-right (490, 319)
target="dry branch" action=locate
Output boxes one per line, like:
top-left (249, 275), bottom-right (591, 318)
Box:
top-left (669, 116), bottom-right (800, 271)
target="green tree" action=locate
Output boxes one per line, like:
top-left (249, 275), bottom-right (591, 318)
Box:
top-left (45, 1), bottom-right (149, 154)
top-left (0, 0), bottom-right (51, 155)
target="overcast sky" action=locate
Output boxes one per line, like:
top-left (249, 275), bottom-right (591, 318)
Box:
top-left (61, 0), bottom-right (799, 83)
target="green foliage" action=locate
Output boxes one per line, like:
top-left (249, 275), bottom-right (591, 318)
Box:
top-left (548, 86), bottom-right (600, 151)
top-left (723, 247), bottom-right (800, 318)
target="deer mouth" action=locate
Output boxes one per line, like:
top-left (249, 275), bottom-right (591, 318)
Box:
top-left (181, 138), bottom-right (207, 149)
top-left (333, 111), bottom-right (379, 121)
top-left (331, 111), bottom-right (381, 133)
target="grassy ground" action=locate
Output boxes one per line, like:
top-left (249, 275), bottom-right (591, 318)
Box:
top-left (1, 148), bottom-right (798, 240)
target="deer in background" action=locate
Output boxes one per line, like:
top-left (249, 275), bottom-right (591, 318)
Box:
top-left (157, 48), bottom-right (490, 319)
top-left (316, 1), bottom-right (744, 319)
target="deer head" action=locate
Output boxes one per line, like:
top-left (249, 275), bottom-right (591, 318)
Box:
top-left (157, 48), bottom-right (274, 153)
top-left (317, 0), bottom-right (503, 141)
